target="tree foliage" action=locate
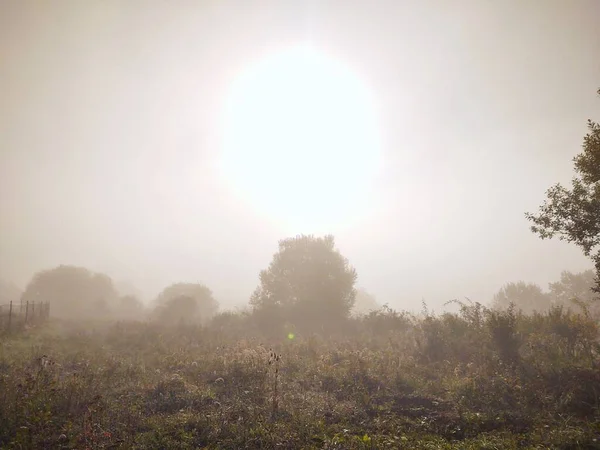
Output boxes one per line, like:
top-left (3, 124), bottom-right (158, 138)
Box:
top-left (549, 269), bottom-right (599, 316)
top-left (21, 265), bottom-right (118, 319)
top-left (250, 234), bottom-right (357, 331)
top-left (526, 88), bottom-right (600, 293)
top-left (491, 281), bottom-right (551, 314)
top-left (153, 295), bottom-right (199, 326)
top-left (491, 271), bottom-right (599, 317)
top-left (549, 270), bottom-right (596, 304)
top-left (153, 282), bottom-right (218, 324)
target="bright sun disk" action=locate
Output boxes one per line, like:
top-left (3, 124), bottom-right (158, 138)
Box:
top-left (218, 44), bottom-right (383, 234)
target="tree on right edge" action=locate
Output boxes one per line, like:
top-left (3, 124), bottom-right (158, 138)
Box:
top-left (526, 88), bottom-right (600, 294)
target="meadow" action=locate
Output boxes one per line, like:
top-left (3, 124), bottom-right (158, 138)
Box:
top-left (1, 302), bottom-right (599, 449)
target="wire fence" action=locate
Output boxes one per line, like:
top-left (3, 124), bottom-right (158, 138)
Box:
top-left (0, 301), bottom-right (50, 334)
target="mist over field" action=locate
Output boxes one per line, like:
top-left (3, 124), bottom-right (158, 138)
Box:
top-left (2, 0), bottom-right (599, 311)
top-left (1, 1), bottom-right (600, 448)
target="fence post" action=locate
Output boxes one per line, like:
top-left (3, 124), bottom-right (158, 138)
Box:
top-left (7, 301), bottom-right (12, 333)
top-left (25, 301), bottom-right (29, 325)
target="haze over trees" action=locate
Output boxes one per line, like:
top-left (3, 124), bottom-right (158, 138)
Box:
top-left (7, 89), bottom-right (600, 327)
top-left (491, 281), bottom-right (550, 314)
top-left (491, 270), bottom-right (598, 315)
top-left (351, 287), bottom-right (381, 316)
top-left (21, 265), bottom-right (118, 319)
top-left (549, 269), bottom-right (598, 307)
top-left (152, 282), bottom-right (219, 325)
top-left (114, 280), bottom-right (144, 301)
top-left (526, 88), bottom-right (600, 293)
top-left (250, 234), bottom-right (357, 333)
top-left (117, 294), bottom-right (145, 320)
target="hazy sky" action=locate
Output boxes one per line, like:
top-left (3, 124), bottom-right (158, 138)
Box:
top-left (1, 0), bottom-right (599, 311)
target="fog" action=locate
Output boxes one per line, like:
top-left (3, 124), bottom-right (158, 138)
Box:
top-left (1, 0), bottom-right (599, 310)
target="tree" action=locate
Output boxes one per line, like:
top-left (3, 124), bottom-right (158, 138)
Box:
top-left (491, 281), bottom-right (551, 314)
top-left (153, 283), bottom-right (218, 324)
top-left (250, 234), bottom-right (357, 331)
top-left (153, 295), bottom-right (199, 326)
top-left (21, 265), bottom-right (118, 319)
top-left (351, 287), bottom-right (381, 316)
top-left (526, 88), bottom-right (600, 293)
top-left (549, 269), bottom-right (599, 315)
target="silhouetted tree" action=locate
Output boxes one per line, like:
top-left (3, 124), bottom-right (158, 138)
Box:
top-left (153, 295), bottom-right (199, 326)
top-left (491, 281), bottom-right (551, 314)
top-left (250, 234), bottom-right (357, 332)
top-left (21, 265), bottom-right (118, 319)
top-left (526, 88), bottom-right (600, 293)
top-left (153, 283), bottom-right (218, 324)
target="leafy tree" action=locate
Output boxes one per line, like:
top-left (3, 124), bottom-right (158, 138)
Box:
top-left (153, 295), bottom-right (199, 326)
top-left (549, 269), bottom-right (599, 315)
top-left (153, 282), bottom-right (218, 324)
top-left (491, 281), bottom-right (551, 314)
top-left (250, 234), bottom-right (357, 331)
top-left (526, 88), bottom-right (600, 293)
top-left (21, 265), bottom-right (118, 319)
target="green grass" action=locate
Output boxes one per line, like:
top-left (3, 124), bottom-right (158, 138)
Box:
top-left (0, 305), bottom-right (599, 449)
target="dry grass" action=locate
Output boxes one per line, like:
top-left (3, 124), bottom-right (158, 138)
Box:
top-left (0, 304), bottom-right (599, 449)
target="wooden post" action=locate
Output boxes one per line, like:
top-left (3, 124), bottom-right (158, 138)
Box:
top-left (25, 301), bottom-right (29, 325)
top-left (7, 301), bottom-right (12, 333)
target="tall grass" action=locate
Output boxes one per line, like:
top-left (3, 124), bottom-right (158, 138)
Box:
top-left (0, 303), bottom-right (599, 449)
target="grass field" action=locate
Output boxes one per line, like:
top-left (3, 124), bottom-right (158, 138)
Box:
top-left (1, 303), bottom-right (599, 449)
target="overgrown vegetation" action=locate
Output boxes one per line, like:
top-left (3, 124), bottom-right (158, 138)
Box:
top-left (1, 302), bottom-right (599, 449)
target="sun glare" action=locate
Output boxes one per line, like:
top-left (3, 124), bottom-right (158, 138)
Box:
top-left (218, 44), bottom-right (383, 234)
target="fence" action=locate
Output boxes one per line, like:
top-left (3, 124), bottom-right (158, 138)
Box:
top-left (0, 301), bottom-right (50, 334)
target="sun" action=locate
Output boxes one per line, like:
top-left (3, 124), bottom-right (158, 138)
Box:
top-left (217, 44), bottom-right (383, 234)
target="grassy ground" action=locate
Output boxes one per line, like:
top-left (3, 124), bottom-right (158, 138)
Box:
top-left (1, 305), bottom-right (599, 449)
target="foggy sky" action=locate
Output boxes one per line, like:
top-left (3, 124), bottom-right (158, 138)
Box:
top-left (1, 0), bottom-right (599, 311)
